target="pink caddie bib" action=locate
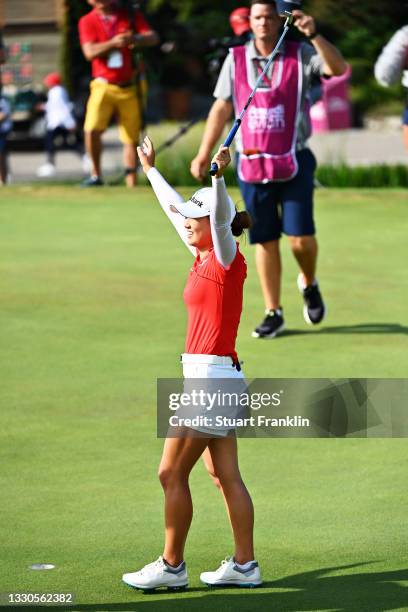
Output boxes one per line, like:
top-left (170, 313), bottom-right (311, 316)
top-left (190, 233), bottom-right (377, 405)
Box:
top-left (233, 41), bottom-right (303, 183)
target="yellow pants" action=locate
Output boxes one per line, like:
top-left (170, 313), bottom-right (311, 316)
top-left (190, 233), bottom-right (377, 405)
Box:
top-left (84, 80), bottom-right (141, 145)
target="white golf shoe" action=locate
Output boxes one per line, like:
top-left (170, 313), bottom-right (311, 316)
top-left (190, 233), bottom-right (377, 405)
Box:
top-left (200, 556), bottom-right (262, 588)
top-left (122, 556), bottom-right (188, 591)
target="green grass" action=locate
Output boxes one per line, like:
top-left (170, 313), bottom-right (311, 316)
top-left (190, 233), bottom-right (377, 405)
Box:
top-left (1, 186), bottom-right (408, 611)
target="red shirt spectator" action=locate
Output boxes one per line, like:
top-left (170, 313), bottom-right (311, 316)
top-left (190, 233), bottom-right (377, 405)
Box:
top-left (79, 8), bottom-right (151, 84)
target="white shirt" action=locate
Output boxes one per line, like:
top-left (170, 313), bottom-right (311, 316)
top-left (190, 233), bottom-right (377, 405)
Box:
top-left (45, 85), bottom-right (76, 131)
top-left (0, 97), bottom-right (12, 134)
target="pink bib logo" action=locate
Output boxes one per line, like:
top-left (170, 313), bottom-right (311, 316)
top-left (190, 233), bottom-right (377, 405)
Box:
top-left (247, 104), bottom-right (286, 133)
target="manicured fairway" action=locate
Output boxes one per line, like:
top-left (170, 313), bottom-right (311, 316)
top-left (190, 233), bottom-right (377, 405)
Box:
top-left (1, 186), bottom-right (407, 611)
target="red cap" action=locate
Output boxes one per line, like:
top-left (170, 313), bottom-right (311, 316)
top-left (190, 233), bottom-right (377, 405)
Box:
top-left (229, 7), bottom-right (250, 36)
top-left (43, 72), bottom-right (61, 88)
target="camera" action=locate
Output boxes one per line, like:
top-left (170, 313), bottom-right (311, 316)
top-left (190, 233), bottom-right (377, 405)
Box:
top-left (275, 0), bottom-right (302, 16)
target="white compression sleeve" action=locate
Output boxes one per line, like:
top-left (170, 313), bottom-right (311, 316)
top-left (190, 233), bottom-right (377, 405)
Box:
top-left (210, 176), bottom-right (237, 268)
top-left (146, 167), bottom-right (196, 256)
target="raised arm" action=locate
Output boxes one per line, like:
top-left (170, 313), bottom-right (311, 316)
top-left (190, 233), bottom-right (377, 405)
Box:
top-left (292, 10), bottom-right (347, 77)
top-left (137, 137), bottom-right (196, 256)
top-left (210, 147), bottom-right (237, 268)
top-left (375, 26), bottom-right (408, 87)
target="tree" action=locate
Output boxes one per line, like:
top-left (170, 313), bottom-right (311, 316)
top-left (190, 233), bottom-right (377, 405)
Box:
top-left (305, 0), bottom-right (406, 114)
top-left (60, 0), bottom-right (91, 97)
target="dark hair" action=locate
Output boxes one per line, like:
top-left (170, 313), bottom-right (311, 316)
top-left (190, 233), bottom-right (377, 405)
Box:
top-left (231, 211), bottom-right (252, 237)
top-left (250, 0), bottom-right (276, 7)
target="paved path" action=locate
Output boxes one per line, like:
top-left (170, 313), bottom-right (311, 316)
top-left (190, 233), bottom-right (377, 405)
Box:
top-left (6, 121), bottom-right (407, 184)
top-left (310, 123), bottom-right (406, 166)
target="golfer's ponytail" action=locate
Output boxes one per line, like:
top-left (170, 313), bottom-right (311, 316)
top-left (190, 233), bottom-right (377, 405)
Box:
top-left (231, 211), bottom-right (252, 237)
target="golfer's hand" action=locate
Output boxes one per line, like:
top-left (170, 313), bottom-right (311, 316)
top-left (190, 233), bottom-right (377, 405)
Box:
top-left (137, 136), bottom-right (155, 174)
top-left (211, 146), bottom-right (231, 179)
top-left (190, 154), bottom-right (210, 183)
top-left (292, 10), bottom-right (317, 38)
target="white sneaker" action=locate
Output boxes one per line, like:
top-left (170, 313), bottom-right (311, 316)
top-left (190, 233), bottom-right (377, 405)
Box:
top-left (200, 556), bottom-right (262, 588)
top-left (36, 163), bottom-right (57, 178)
top-left (297, 273), bottom-right (326, 325)
top-left (122, 556), bottom-right (188, 591)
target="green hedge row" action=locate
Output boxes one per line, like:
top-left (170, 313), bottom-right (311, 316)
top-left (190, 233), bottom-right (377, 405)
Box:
top-left (316, 164), bottom-right (408, 188)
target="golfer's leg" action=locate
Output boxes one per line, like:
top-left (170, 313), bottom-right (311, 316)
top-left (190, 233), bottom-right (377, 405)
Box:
top-left (159, 436), bottom-right (209, 566)
top-left (288, 235), bottom-right (318, 287)
top-left (207, 437), bottom-right (254, 564)
top-left (202, 447), bottom-right (232, 522)
top-left (256, 240), bottom-right (282, 310)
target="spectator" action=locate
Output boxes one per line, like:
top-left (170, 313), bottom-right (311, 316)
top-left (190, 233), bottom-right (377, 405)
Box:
top-left (375, 25), bottom-right (408, 153)
top-left (36, 72), bottom-right (85, 178)
top-left (229, 7), bottom-right (252, 43)
top-left (79, 0), bottom-right (159, 187)
top-left (0, 84), bottom-right (12, 185)
top-left (191, 0), bottom-right (347, 338)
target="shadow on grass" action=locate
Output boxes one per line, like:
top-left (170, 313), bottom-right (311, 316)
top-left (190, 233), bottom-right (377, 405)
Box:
top-left (15, 562), bottom-right (408, 612)
top-left (281, 323), bottom-right (408, 337)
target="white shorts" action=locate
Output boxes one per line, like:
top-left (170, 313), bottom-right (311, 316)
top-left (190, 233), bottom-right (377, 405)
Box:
top-left (180, 353), bottom-right (247, 437)
top-left (181, 353), bottom-right (245, 380)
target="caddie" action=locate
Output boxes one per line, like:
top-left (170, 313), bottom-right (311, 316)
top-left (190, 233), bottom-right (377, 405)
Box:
top-left (191, 0), bottom-right (347, 338)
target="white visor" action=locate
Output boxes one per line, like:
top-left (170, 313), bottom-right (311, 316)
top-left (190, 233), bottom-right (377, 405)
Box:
top-left (170, 187), bottom-right (235, 223)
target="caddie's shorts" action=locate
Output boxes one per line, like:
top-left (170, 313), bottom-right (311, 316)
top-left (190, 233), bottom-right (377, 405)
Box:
top-left (237, 148), bottom-right (317, 243)
top-left (84, 79), bottom-right (141, 144)
top-left (403, 107), bottom-right (408, 126)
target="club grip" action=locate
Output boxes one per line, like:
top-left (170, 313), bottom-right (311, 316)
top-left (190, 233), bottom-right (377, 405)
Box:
top-left (209, 162), bottom-right (219, 176)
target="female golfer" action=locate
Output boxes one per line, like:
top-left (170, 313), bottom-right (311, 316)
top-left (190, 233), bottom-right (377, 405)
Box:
top-left (122, 136), bottom-right (262, 591)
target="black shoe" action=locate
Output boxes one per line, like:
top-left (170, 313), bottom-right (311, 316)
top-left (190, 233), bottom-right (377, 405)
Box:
top-left (81, 175), bottom-right (104, 187)
top-left (252, 308), bottom-right (285, 339)
top-left (297, 274), bottom-right (326, 325)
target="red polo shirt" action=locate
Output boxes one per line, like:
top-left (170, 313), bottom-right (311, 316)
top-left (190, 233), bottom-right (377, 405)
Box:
top-left (183, 247), bottom-right (247, 362)
top-left (78, 8), bottom-right (151, 84)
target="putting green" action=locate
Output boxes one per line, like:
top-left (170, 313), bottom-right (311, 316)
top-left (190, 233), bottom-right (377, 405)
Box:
top-left (0, 186), bottom-right (407, 610)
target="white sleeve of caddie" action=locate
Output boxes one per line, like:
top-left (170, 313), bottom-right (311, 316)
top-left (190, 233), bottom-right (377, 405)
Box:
top-left (146, 167), bottom-right (196, 256)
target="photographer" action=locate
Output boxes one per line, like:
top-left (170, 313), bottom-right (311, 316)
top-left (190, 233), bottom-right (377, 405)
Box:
top-left (208, 8), bottom-right (252, 85)
top-left (191, 0), bottom-right (346, 339)
top-left (375, 25), bottom-right (408, 153)
top-left (79, 0), bottom-right (158, 187)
